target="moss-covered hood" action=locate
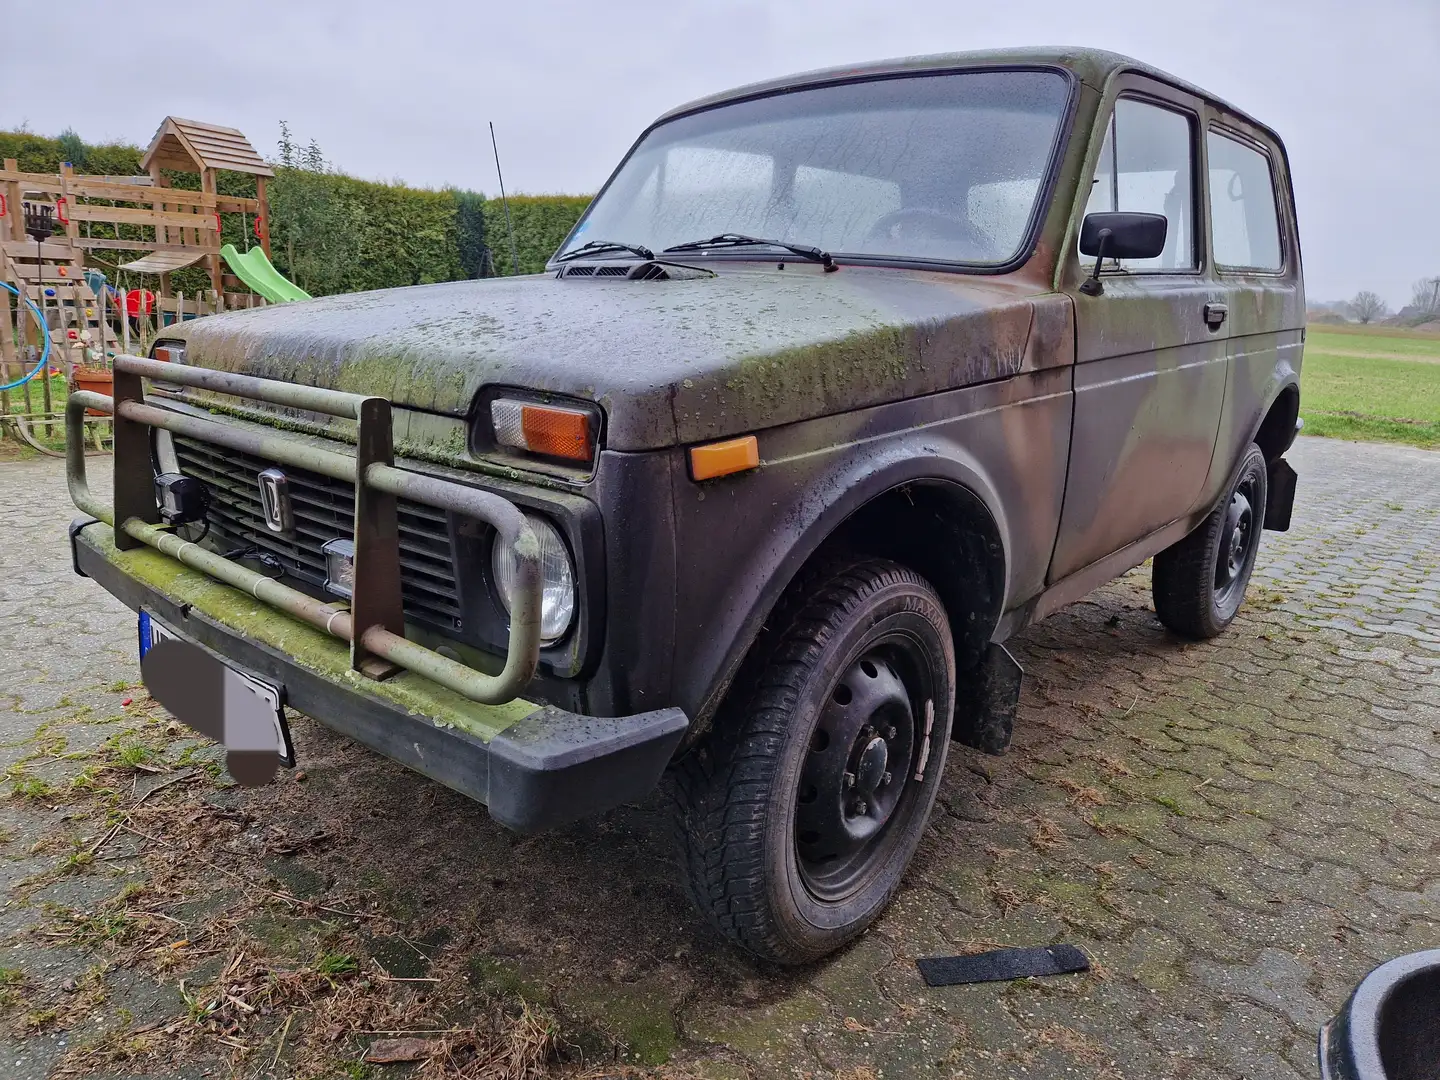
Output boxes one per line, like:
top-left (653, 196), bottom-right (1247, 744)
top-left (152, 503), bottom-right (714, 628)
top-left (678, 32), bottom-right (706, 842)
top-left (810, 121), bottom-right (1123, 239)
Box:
top-left (171, 264), bottom-right (1061, 451)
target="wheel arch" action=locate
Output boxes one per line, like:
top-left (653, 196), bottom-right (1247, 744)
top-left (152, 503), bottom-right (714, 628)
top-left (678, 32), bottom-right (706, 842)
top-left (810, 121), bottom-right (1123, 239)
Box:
top-left (684, 450), bottom-right (1012, 740)
top-left (817, 479), bottom-right (1007, 671)
top-left (1253, 381), bottom-right (1301, 462)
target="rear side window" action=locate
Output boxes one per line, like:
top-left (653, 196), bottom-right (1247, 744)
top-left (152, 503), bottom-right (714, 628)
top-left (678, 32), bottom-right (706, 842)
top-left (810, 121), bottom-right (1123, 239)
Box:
top-left (1207, 130), bottom-right (1283, 270)
top-left (1081, 96), bottom-right (1197, 271)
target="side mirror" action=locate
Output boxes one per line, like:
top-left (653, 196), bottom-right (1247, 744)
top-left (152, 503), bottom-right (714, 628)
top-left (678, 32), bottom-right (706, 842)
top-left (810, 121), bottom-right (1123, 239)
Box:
top-left (1078, 211), bottom-right (1168, 296)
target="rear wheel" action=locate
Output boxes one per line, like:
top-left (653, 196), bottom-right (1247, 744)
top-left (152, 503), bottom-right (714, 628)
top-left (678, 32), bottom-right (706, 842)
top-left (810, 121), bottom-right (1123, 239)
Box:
top-left (674, 558), bottom-right (954, 964)
top-left (1153, 443), bottom-right (1269, 639)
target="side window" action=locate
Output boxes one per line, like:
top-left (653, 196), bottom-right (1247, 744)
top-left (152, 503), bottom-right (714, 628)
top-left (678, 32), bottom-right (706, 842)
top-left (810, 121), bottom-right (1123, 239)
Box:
top-left (1081, 96), bottom-right (1196, 271)
top-left (1207, 129), bottom-right (1283, 271)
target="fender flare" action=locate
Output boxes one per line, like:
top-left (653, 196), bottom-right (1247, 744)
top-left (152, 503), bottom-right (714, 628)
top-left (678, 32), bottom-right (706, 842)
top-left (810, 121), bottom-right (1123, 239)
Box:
top-left (687, 432), bottom-right (1013, 729)
top-left (1250, 375), bottom-right (1302, 458)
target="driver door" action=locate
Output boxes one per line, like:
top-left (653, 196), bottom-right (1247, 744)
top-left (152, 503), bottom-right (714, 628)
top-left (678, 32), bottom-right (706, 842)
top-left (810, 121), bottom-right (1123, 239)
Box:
top-left (1048, 79), bottom-right (1229, 583)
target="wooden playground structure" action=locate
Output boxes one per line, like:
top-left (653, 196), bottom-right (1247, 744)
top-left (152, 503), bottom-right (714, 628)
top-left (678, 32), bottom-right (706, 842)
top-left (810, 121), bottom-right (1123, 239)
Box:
top-left (0, 117), bottom-right (275, 451)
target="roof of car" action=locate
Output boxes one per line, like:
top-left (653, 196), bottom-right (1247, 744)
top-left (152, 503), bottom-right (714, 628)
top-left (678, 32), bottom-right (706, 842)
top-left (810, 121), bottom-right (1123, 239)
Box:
top-left (656, 46), bottom-right (1262, 132)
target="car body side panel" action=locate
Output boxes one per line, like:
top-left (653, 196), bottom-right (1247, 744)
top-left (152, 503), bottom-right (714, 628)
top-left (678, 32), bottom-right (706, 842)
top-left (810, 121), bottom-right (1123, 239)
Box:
top-left (580, 448), bottom-right (679, 717)
top-left (1204, 316), bottom-right (1303, 503)
top-left (669, 361), bottom-right (1073, 729)
top-left (1199, 108), bottom-right (1306, 502)
top-left (1051, 276), bottom-right (1230, 582)
top-left (1048, 74), bottom-right (1229, 583)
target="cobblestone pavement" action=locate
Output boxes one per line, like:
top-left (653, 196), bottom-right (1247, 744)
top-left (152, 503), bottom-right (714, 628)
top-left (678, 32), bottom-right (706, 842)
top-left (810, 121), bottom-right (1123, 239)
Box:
top-left (0, 435), bottom-right (1436, 1079)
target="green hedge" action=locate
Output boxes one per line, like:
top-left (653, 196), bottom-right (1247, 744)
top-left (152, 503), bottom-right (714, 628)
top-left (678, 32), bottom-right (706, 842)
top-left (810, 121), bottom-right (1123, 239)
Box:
top-left (266, 167), bottom-right (468, 295)
top-left (0, 130), bottom-right (143, 175)
top-left (481, 194), bottom-right (593, 276)
top-left (0, 129), bottom-right (591, 295)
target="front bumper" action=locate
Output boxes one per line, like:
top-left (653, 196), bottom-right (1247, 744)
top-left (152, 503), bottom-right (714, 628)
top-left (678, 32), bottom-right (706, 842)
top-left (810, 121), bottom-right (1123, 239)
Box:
top-left (72, 520), bottom-right (688, 832)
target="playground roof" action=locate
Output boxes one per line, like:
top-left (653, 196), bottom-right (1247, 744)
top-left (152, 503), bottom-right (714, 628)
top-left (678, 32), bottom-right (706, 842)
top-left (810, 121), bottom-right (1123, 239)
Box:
top-left (119, 249), bottom-right (211, 275)
top-left (141, 117), bottom-right (275, 178)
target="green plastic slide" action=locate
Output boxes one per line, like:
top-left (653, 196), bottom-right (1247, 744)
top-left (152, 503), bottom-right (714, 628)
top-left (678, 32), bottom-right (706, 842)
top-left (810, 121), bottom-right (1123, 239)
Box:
top-left (220, 244), bottom-right (312, 304)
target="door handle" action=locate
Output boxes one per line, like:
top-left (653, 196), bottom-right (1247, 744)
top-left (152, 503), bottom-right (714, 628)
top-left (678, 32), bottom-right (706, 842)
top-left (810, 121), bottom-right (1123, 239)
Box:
top-left (1204, 302), bottom-right (1228, 328)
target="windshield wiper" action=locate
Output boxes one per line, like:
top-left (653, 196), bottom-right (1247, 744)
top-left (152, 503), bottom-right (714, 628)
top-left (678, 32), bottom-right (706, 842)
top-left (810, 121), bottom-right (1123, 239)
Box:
top-left (663, 233), bottom-right (837, 272)
top-left (555, 239), bottom-right (655, 263)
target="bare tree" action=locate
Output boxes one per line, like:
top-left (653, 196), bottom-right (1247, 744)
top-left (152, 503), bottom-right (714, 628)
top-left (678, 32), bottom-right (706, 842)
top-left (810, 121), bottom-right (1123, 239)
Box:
top-left (1350, 290), bottom-right (1387, 324)
top-left (1411, 277), bottom-right (1440, 316)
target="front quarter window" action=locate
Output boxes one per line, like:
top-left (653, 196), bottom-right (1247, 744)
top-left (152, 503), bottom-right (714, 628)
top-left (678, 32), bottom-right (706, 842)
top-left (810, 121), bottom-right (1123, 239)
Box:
top-left (559, 69), bottom-right (1072, 268)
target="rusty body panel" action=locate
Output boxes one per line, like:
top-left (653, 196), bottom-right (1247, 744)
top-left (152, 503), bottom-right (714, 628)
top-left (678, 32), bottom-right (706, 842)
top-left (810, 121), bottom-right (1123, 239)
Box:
top-left (70, 46), bottom-right (1306, 802)
top-left (669, 359), bottom-right (1074, 727)
top-left (162, 265), bottom-right (1062, 453)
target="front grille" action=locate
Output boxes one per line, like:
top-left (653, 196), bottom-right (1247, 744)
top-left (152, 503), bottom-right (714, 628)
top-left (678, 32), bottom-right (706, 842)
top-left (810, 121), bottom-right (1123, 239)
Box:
top-left (173, 435), bottom-right (464, 631)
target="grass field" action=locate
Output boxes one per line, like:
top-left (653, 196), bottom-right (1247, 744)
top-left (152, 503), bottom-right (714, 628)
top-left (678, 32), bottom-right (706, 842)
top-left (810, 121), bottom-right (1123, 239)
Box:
top-left (1301, 325), bottom-right (1440, 449)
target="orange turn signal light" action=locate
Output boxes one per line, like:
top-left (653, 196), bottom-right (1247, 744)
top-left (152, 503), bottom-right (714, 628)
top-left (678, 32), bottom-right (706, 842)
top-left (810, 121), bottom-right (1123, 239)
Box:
top-left (491, 398), bottom-right (595, 462)
top-left (689, 435), bottom-right (759, 481)
top-left (521, 404), bottom-right (592, 461)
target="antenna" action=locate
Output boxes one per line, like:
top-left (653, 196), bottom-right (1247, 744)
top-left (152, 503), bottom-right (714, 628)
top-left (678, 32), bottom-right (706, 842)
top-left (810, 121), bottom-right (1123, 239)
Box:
top-left (489, 122), bottom-right (521, 277)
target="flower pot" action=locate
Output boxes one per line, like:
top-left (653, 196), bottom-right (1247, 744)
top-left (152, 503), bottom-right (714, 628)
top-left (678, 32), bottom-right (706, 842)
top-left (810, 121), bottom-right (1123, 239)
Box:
top-left (72, 367), bottom-right (113, 417)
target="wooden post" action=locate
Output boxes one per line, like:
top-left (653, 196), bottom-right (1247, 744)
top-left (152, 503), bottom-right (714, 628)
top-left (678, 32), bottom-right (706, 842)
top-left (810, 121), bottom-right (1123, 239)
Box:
top-left (18, 279), bottom-right (34, 419)
top-left (255, 176), bottom-right (271, 258)
top-left (0, 285), bottom-right (14, 416)
top-left (150, 166), bottom-right (172, 300)
top-left (58, 164), bottom-right (80, 241)
top-left (40, 294), bottom-right (53, 439)
top-left (4, 160), bottom-right (21, 253)
top-left (202, 167), bottom-right (223, 295)
top-left (119, 289), bottom-right (130, 355)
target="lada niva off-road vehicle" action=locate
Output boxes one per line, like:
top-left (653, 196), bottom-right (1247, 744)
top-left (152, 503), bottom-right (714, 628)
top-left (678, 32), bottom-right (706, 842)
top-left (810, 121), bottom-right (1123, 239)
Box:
top-left (68, 47), bottom-right (1303, 963)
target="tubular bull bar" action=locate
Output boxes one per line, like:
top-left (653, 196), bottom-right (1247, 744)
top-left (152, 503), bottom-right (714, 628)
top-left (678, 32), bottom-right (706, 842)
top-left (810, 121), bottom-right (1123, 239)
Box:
top-left (67, 353), bottom-right (544, 706)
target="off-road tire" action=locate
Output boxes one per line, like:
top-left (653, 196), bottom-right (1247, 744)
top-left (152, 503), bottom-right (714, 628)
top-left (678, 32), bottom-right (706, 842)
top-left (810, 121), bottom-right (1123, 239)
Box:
top-left (674, 558), bottom-right (955, 964)
top-left (1153, 442), bottom-right (1269, 639)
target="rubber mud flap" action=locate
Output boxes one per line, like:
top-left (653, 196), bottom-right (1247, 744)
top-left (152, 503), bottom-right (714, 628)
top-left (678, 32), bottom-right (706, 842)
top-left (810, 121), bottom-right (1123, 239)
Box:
top-left (486, 706), bottom-right (688, 832)
top-left (1265, 457), bottom-right (1297, 532)
top-left (950, 642), bottom-right (1022, 754)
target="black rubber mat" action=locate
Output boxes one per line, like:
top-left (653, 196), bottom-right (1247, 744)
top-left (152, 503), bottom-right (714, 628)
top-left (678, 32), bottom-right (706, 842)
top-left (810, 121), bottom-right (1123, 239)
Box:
top-left (916, 944), bottom-right (1090, 986)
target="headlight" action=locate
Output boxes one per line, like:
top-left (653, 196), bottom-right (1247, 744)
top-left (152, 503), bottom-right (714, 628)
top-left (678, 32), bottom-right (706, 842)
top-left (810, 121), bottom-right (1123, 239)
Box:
top-left (491, 514), bottom-right (575, 644)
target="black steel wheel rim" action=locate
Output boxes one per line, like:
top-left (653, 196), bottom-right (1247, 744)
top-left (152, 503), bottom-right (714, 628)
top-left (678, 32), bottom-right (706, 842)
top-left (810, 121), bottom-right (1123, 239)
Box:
top-left (1214, 473), bottom-right (1260, 610)
top-left (794, 634), bottom-right (934, 902)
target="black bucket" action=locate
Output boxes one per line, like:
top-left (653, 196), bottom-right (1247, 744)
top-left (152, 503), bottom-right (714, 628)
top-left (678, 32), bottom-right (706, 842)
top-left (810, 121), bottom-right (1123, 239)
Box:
top-left (1321, 949), bottom-right (1440, 1080)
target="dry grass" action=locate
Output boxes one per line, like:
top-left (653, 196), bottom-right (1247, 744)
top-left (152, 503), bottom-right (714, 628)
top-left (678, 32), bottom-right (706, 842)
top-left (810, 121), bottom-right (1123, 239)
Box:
top-left (1027, 816), bottom-right (1068, 853)
top-left (1054, 776), bottom-right (1109, 807)
top-left (1035, 1022), bottom-right (1107, 1065)
top-left (10, 730), bottom-right (579, 1080)
top-left (988, 883), bottom-right (1027, 914)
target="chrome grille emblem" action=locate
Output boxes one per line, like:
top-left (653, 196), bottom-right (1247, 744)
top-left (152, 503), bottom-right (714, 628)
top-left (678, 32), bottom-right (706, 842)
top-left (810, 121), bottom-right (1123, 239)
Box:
top-left (256, 468), bottom-right (294, 533)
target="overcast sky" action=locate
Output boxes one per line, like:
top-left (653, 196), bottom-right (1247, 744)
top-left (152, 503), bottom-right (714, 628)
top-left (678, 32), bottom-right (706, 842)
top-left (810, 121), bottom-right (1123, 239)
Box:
top-left (2, 0), bottom-right (1435, 306)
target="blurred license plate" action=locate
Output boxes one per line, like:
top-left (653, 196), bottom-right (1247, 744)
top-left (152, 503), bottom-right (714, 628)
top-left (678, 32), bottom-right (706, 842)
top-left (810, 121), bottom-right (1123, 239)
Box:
top-left (137, 610), bottom-right (293, 764)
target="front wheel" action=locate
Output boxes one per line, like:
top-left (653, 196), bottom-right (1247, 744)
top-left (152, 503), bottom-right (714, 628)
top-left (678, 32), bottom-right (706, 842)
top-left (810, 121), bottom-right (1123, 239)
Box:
top-left (674, 558), bottom-right (955, 964)
top-left (1153, 442), bottom-right (1269, 639)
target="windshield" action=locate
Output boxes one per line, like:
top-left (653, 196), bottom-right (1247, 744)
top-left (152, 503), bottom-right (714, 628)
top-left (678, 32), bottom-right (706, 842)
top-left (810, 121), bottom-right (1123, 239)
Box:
top-left (557, 69), bottom-right (1071, 267)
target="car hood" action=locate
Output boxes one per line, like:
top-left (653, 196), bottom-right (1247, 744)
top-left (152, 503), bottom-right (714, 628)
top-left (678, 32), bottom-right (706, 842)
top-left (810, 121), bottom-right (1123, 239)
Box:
top-left (169, 264), bottom-right (1066, 452)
